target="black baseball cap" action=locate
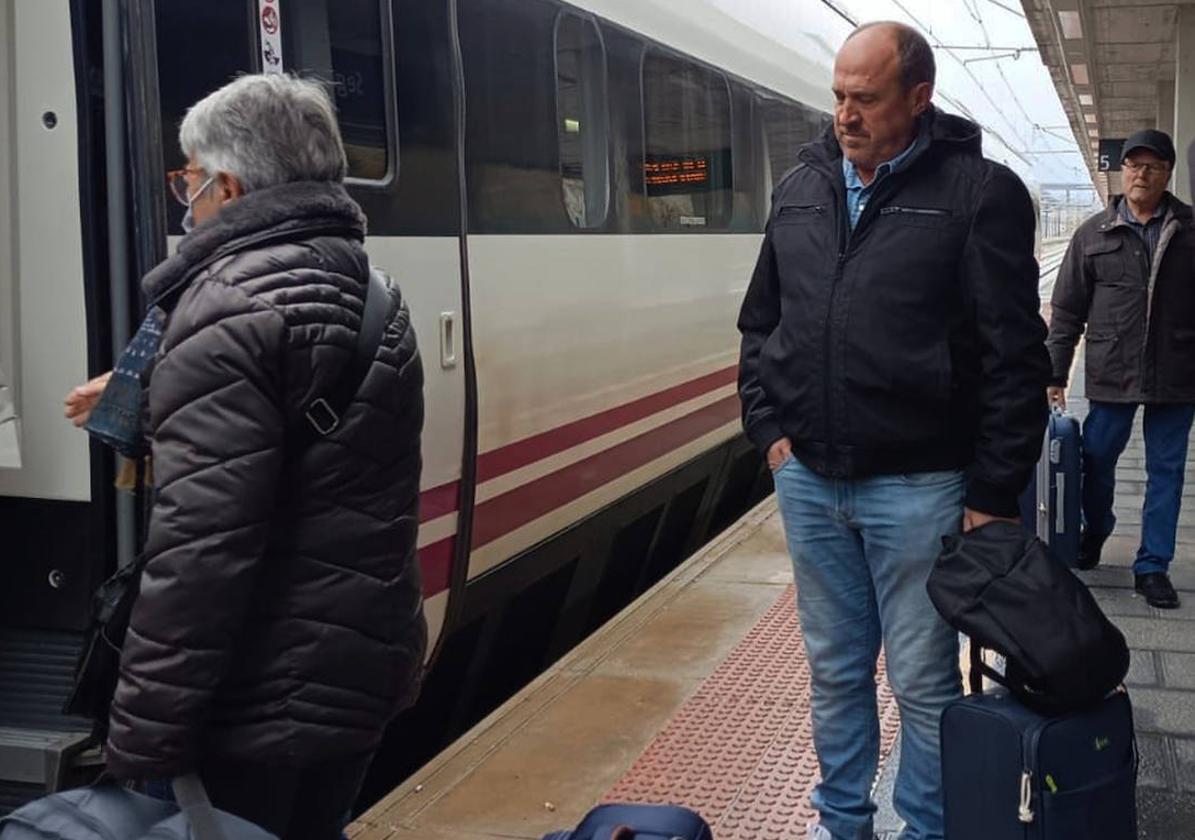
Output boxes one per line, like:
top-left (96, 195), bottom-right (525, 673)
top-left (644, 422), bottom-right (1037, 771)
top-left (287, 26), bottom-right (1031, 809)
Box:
top-left (1122, 129), bottom-right (1176, 165)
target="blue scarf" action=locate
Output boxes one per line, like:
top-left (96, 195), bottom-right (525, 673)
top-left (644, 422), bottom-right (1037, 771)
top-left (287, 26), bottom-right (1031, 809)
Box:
top-left (83, 308), bottom-right (164, 458)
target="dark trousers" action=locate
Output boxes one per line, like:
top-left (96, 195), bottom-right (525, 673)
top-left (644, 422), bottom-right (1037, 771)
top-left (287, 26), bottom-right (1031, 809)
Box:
top-left (200, 753), bottom-right (373, 840)
top-left (1082, 401), bottom-right (1195, 575)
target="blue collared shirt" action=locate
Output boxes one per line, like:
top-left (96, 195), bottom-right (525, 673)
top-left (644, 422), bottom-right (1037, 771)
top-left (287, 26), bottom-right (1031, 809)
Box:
top-left (843, 139), bottom-right (919, 229)
top-left (1117, 194), bottom-right (1167, 269)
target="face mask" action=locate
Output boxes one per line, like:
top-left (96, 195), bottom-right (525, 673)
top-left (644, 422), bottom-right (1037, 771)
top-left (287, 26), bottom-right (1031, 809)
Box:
top-left (180, 175), bottom-right (215, 235)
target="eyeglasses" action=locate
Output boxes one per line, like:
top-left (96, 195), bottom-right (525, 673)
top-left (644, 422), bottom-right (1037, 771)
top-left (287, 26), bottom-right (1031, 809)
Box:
top-left (166, 167), bottom-right (210, 207)
top-left (1122, 160), bottom-right (1170, 176)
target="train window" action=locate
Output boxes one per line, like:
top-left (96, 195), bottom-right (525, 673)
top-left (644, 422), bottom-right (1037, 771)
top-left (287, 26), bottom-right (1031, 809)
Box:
top-left (156, 2), bottom-right (257, 231)
top-left (554, 13), bottom-right (609, 229)
top-left (641, 51), bottom-right (733, 231)
top-left (280, 0), bottom-right (397, 184)
top-left (759, 94), bottom-right (828, 194)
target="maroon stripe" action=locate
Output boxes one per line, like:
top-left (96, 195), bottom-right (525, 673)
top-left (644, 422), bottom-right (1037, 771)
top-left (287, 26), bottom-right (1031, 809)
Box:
top-left (420, 481), bottom-right (459, 524)
top-left (472, 395), bottom-right (740, 549)
top-left (419, 537), bottom-right (454, 598)
top-left (476, 366), bottom-right (737, 483)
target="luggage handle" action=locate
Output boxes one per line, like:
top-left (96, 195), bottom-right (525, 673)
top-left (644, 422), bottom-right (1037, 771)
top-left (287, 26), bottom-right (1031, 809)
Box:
top-left (968, 641), bottom-right (1010, 695)
top-left (172, 774), bottom-right (228, 840)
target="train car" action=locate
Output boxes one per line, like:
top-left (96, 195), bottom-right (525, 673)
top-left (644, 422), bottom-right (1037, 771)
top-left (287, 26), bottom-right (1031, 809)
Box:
top-left (0, 0), bottom-right (838, 805)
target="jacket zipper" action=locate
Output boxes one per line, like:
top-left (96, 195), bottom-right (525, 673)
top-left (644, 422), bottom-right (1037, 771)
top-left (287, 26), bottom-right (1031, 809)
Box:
top-left (879, 205), bottom-right (950, 217)
top-left (777, 203), bottom-right (825, 217)
top-left (826, 174), bottom-right (908, 456)
top-left (797, 144), bottom-right (925, 460)
top-left (1020, 716), bottom-right (1050, 826)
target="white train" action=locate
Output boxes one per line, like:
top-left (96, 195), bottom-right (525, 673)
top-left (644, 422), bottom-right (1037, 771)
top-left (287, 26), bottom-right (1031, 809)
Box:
top-left (0, 0), bottom-right (1040, 801)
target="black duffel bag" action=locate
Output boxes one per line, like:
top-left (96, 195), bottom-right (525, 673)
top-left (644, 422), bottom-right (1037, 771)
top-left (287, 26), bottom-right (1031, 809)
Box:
top-left (927, 520), bottom-right (1129, 715)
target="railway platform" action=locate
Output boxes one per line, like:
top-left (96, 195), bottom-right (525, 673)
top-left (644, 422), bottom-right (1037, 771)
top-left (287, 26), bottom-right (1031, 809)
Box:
top-left (350, 336), bottom-right (1195, 840)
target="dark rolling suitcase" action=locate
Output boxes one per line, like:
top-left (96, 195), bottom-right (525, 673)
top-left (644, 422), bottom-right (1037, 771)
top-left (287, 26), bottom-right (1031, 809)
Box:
top-left (542, 803), bottom-right (713, 840)
top-left (941, 686), bottom-right (1137, 840)
top-left (1018, 408), bottom-right (1081, 568)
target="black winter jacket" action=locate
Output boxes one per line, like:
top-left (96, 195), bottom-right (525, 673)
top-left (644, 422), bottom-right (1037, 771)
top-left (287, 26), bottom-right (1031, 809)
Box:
top-left (1046, 195), bottom-right (1195, 404)
top-left (106, 182), bottom-right (426, 778)
top-left (737, 110), bottom-right (1050, 517)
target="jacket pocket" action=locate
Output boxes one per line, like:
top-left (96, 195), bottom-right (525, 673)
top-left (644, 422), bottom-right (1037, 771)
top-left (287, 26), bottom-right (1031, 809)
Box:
top-left (1039, 759), bottom-right (1137, 839)
top-left (878, 205), bottom-right (953, 230)
top-left (879, 205), bottom-right (950, 217)
top-left (1083, 331), bottom-right (1121, 390)
top-left (775, 203), bottom-right (825, 223)
top-left (1163, 329), bottom-right (1195, 393)
top-left (1085, 237), bottom-right (1132, 285)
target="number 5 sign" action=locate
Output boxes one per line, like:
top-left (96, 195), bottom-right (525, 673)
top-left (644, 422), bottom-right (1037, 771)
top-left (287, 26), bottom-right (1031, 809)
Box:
top-left (1097, 138), bottom-right (1125, 173)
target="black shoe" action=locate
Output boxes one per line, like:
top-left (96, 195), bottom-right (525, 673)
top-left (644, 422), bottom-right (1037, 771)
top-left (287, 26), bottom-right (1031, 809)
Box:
top-left (1135, 572), bottom-right (1181, 609)
top-left (1077, 530), bottom-right (1108, 570)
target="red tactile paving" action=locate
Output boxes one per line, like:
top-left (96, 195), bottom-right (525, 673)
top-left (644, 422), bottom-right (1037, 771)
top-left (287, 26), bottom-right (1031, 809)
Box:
top-left (604, 585), bottom-right (901, 839)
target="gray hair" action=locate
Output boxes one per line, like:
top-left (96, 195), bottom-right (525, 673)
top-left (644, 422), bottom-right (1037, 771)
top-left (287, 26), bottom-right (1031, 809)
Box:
top-left (179, 74), bottom-right (348, 192)
top-left (848, 21), bottom-right (936, 91)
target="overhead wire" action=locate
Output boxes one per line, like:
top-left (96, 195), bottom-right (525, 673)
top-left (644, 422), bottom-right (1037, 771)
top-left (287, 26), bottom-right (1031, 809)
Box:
top-left (885, 0), bottom-right (1033, 163)
top-left (985, 0), bottom-right (1026, 19)
top-left (973, 2), bottom-right (1038, 129)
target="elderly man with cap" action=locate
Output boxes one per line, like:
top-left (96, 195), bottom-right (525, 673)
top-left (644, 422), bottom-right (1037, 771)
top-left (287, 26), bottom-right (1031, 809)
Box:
top-left (1047, 129), bottom-right (1195, 608)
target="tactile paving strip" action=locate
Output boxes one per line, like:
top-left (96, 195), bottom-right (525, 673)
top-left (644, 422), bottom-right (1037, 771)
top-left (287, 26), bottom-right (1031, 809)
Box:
top-left (604, 585), bottom-right (901, 839)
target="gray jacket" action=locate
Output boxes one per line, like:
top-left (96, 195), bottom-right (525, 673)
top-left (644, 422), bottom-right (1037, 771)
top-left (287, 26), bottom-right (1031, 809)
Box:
top-left (1046, 194), bottom-right (1195, 403)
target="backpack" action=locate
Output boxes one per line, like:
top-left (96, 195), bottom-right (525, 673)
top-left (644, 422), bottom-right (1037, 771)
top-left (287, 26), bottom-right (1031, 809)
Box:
top-left (926, 521), bottom-right (1129, 714)
top-left (542, 803), bottom-right (713, 840)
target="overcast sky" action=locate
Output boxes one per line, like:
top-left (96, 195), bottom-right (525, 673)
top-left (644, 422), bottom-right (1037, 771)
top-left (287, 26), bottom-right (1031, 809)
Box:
top-left (709, 0), bottom-right (1094, 194)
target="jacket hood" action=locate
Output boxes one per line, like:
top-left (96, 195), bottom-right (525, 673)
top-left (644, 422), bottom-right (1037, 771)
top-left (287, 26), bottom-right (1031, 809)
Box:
top-left (806, 106), bottom-right (983, 169)
top-left (142, 180), bottom-right (366, 302)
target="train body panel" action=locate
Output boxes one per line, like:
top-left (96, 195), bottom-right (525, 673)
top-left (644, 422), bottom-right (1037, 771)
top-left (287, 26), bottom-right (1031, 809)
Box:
top-left (466, 233), bottom-right (752, 577)
top-left (0, 0), bottom-right (91, 504)
top-left (0, 0), bottom-right (841, 798)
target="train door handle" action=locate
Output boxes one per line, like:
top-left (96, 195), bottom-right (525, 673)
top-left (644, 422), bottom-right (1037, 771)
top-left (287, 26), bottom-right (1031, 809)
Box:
top-left (440, 311), bottom-right (457, 369)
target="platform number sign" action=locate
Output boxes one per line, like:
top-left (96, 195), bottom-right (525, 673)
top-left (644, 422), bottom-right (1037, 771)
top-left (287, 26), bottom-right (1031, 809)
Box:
top-left (1098, 139), bottom-right (1124, 173)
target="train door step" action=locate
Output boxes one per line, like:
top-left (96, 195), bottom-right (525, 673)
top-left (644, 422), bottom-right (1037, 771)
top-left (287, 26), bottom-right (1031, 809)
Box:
top-left (0, 628), bottom-right (96, 809)
top-left (0, 728), bottom-right (91, 791)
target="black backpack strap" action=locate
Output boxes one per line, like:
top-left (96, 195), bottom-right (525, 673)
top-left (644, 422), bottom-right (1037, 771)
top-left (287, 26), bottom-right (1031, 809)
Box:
top-left (299, 268), bottom-right (389, 446)
top-left (968, 641), bottom-right (1011, 695)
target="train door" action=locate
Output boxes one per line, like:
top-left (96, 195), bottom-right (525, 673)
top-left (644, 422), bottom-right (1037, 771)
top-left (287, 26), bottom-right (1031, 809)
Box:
top-left (0, 2), bottom-right (101, 629)
top-left (151, 0), bottom-right (471, 656)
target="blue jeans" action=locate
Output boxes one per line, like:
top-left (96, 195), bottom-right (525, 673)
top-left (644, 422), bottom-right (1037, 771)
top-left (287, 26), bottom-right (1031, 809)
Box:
top-left (772, 457), bottom-right (965, 840)
top-left (1082, 401), bottom-right (1195, 576)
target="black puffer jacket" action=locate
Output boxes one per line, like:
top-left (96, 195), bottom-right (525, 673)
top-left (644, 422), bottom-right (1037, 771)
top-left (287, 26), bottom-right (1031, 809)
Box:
top-left (106, 182), bottom-right (426, 779)
top-left (738, 109), bottom-right (1050, 517)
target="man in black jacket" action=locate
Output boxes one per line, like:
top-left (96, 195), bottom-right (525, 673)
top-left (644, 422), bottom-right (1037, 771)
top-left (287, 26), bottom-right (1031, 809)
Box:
top-left (1046, 129), bottom-right (1195, 609)
top-left (737, 22), bottom-right (1048, 840)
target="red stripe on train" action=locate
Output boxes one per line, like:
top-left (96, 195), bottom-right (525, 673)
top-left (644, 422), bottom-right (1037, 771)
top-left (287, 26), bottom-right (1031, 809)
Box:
top-left (476, 366), bottom-right (737, 483)
top-left (419, 481), bottom-right (460, 523)
top-left (418, 536), bottom-right (454, 598)
top-left (472, 394), bottom-right (740, 549)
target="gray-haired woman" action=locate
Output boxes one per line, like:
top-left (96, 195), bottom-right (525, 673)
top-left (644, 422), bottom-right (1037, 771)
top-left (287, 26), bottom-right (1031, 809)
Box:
top-left (68, 74), bottom-right (426, 840)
